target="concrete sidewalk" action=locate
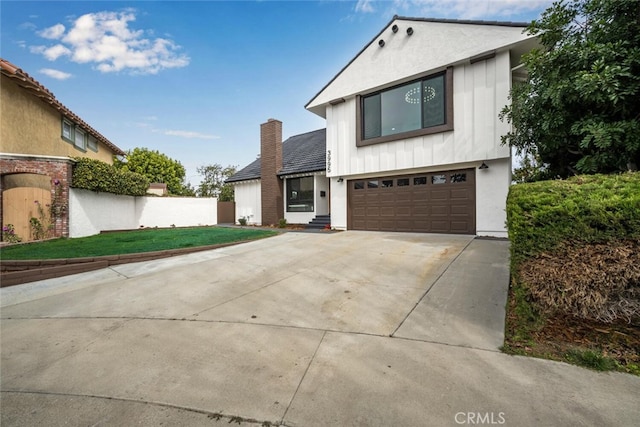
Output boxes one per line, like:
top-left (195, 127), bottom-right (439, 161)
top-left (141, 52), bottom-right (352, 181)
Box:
top-left (1, 231), bottom-right (638, 426)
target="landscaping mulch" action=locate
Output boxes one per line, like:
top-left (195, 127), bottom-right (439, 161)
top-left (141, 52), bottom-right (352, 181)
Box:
top-left (504, 290), bottom-right (640, 374)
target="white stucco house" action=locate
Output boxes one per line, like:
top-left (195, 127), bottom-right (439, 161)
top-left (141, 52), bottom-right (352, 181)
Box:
top-left (228, 16), bottom-right (537, 237)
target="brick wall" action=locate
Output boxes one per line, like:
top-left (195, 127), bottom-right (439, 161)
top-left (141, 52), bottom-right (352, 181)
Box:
top-left (0, 156), bottom-right (73, 239)
top-left (260, 119), bottom-right (284, 226)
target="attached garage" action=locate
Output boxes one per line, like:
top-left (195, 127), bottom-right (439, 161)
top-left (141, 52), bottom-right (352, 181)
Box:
top-left (348, 168), bottom-right (475, 234)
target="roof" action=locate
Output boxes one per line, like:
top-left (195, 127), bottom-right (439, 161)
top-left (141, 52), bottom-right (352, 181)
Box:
top-left (305, 15), bottom-right (531, 116)
top-left (226, 128), bottom-right (326, 183)
top-left (0, 58), bottom-right (126, 156)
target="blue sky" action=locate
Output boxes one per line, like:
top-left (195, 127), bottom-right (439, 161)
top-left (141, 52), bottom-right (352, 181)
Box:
top-left (1, 0), bottom-right (553, 186)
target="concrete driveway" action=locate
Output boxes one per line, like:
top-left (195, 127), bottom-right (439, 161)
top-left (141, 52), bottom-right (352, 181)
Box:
top-left (1, 231), bottom-right (638, 426)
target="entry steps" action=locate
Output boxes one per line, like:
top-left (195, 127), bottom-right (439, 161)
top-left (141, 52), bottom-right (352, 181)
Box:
top-left (306, 214), bottom-right (331, 230)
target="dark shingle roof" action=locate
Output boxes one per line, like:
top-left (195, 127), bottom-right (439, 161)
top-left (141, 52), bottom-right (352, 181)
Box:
top-left (226, 128), bottom-right (326, 183)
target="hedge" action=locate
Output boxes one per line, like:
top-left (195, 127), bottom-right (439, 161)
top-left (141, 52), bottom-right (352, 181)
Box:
top-left (506, 172), bottom-right (640, 266)
top-left (506, 172), bottom-right (640, 323)
top-left (72, 157), bottom-right (149, 196)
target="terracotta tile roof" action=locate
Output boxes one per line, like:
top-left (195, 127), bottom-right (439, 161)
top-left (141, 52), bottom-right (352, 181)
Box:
top-left (0, 58), bottom-right (126, 156)
top-left (226, 128), bottom-right (326, 183)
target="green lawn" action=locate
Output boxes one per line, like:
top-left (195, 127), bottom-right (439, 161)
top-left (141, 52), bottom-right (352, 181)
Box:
top-left (0, 227), bottom-right (278, 260)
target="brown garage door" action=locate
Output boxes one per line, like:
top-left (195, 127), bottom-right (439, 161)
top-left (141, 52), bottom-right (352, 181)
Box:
top-left (348, 169), bottom-right (475, 234)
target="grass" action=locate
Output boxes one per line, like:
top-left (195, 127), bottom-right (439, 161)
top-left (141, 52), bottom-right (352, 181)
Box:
top-left (0, 226), bottom-right (278, 260)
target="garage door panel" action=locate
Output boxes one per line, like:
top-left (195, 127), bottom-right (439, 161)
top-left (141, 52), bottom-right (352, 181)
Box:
top-left (380, 207), bottom-right (395, 216)
top-left (348, 168), bottom-right (475, 234)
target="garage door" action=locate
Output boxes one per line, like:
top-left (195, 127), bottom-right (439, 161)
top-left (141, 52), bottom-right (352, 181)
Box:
top-left (348, 169), bottom-right (475, 234)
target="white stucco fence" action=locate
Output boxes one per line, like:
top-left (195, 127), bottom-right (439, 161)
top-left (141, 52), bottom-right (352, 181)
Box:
top-left (69, 188), bottom-right (217, 238)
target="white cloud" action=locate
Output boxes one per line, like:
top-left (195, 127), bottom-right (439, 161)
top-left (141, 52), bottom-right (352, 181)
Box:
top-left (355, 0), bottom-right (376, 13)
top-left (31, 44), bottom-right (71, 61)
top-left (40, 68), bottom-right (72, 80)
top-left (30, 10), bottom-right (189, 74)
top-left (163, 130), bottom-right (220, 140)
top-left (38, 23), bottom-right (65, 39)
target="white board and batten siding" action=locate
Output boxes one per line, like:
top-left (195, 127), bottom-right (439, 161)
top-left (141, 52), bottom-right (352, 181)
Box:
top-left (234, 180), bottom-right (262, 225)
top-left (324, 52), bottom-right (515, 237)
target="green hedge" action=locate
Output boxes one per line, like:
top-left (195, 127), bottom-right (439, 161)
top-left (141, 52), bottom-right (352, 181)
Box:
top-left (506, 172), bottom-right (640, 267)
top-left (507, 172), bottom-right (640, 323)
top-left (72, 157), bottom-right (149, 196)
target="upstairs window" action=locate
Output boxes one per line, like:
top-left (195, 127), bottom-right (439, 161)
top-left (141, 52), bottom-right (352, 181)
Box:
top-left (61, 119), bottom-right (74, 143)
top-left (357, 68), bottom-right (453, 147)
top-left (74, 128), bottom-right (86, 150)
top-left (87, 135), bottom-right (98, 152)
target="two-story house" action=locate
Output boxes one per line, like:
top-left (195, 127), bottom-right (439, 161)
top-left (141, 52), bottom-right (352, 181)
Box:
top-left (231, 16), bottom-right (538, 237)
top-left (1, 58), bottom-right (126, 241)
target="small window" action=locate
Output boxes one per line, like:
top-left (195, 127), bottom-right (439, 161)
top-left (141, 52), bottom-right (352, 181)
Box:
top-left (414, 176), bottom-right (427, 185)
top-left (397, 178), bottom-right (410, 187)
top-left (451, 173), bottom-right (466, 183)
top-left (368, 180), bottom-right (379, 189)
top-left (382, 180), bottom-right (393, 188)
top-left (354, 181), bottom-right (364, 190)
top-left (62, 119), bottom-right (74, 142)
top-left (432, 174), bottom-right (447, 184)
top-left (74, 128), bottom-right (86, 150)
top-left (87, 135), bottom-right (98, 152)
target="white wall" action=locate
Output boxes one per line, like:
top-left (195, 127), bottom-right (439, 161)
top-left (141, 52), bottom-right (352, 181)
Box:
top-left (325, 52), bottom-right (512, 179)
top-left (136, 197), bottom-right (217, 228)
top-left (476, 157), bottom-right (511, 238)
top-left (234, 180), bottom-right (261, 225)
top-left (330, 177), bottom-right (348, 230)
top-left (69, 189), bottom-right (137, 237)
top-left (307, 19), bottom-right (533, 114)
top-left (69, 188), bottom-right (217, 237)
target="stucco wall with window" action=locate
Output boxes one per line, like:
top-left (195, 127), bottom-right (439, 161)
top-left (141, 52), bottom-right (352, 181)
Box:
top-left (1, 76), bottom-right (115, 163)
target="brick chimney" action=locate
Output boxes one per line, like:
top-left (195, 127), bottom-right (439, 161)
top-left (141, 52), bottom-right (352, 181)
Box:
top-left (260, 118), bottom-right (284, 225)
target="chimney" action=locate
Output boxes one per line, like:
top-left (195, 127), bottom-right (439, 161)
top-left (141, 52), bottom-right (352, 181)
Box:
top-left (260, 118), bottom-right (284, 225)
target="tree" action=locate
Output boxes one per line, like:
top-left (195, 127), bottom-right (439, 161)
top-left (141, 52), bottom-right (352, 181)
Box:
top-left (500, 0), bottom-right (640, 178)
top-left (114, 148), bottom-right (192, 196)
top-left (196, 164), bottom-right (237, 200)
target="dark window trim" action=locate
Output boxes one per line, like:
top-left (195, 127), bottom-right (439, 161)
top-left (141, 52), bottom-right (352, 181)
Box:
top-left (356, 67), bottom-right (454, 147)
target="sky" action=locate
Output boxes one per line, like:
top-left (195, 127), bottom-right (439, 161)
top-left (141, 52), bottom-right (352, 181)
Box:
top-left (1, 0), bottom-right (554, 187)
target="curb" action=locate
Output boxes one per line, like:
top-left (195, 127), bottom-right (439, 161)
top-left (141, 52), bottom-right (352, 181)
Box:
top-left (0, 240), bottom-right (250, 287)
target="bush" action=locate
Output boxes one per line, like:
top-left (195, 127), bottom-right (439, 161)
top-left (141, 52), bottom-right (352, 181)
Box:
top-left (72, 158), bottom-right (149, 196)
top-left (506, 172), bottom-right (640, 323)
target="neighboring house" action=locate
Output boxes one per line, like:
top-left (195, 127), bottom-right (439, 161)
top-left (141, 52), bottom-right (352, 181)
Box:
top-left (232, 16), bottom-right (538, 237)
top-left (0, 58), bottom-right (126, 241)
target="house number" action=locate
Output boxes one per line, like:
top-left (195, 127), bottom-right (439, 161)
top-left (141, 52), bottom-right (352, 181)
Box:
top-left (327, 149), bottom-right (332, 174)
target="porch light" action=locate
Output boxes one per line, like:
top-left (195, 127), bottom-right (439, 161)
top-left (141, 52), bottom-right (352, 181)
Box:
top-left (337, 177), bottom-right (344, 183)
top-left (479, 162), bottom-right (489, 170)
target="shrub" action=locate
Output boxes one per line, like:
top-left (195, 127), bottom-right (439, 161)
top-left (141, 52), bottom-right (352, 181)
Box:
top-left (238, 217), bottom-right (247, 226)
top-left (278, 218), bottom-right (287, 228)
top-left (72, 158), bottom-right (149, 196)
top-left (2, 224), bottom-right (22, 243)
top-left (506, 172), bottom-right (640, 323)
